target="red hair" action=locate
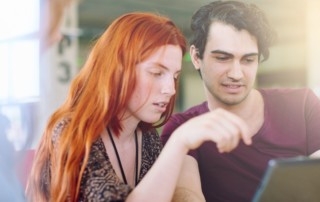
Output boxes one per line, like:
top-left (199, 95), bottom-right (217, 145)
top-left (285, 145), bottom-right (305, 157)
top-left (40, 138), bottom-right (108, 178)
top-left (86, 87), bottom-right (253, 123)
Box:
top-left (27, 12), bottom-right (186, 201)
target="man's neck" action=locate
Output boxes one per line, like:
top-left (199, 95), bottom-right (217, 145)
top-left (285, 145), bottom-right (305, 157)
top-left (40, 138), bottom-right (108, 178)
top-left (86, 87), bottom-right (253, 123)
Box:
top-left (208, 89), bottom-right (264, 137)
top-left (207, 89), bottom-right (264, 121)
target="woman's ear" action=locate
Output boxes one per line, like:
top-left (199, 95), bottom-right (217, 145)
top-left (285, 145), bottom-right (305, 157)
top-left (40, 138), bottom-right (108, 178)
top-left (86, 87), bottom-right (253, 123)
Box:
top-left (190, 45), bottom-right (201, 70)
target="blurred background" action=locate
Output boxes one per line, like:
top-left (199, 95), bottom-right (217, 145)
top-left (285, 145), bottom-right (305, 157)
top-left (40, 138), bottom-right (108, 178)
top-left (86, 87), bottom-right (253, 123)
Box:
top-left (77, 0), bottom-right (320, 110)
top-left (1, 0), bottom-right (320, 150)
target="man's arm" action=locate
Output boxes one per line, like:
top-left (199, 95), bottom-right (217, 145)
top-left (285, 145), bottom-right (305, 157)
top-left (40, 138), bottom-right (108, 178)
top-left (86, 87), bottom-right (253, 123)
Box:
top-left (172, 155), bottom-right (205, 202)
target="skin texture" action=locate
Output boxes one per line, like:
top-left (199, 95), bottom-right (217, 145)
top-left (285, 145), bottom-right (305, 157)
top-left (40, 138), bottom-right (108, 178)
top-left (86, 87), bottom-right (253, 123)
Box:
top-left (124, 25), bottom-right (253, 202)
top-left (28, 12), bottom-right (189, 202)
top-left (190, 21), bottom-right (261, 143)
top-left (125, 45), bottom-right (182, 125)
top-left (180, 19), bottom-right (320, 202)
top-left (106, 43), bottom-right (252, 201)
top-left (104, 45), bottom-right (183, 188)
top-left (171, 2), bottom-right (320, 201)
top-left (168, 21), bottom-right (260, 202)
top-left (191, 22), bottom-right (259, 109)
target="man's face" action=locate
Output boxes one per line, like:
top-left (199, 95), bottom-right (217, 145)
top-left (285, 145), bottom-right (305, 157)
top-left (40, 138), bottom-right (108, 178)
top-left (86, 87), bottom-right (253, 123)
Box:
top-left (191, 22), bottom-right (259, 107)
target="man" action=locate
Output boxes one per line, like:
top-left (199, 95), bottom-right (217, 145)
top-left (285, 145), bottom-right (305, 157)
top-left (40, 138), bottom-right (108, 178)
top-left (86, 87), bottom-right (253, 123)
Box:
top-left (161, 1), bottom-right (320, 201)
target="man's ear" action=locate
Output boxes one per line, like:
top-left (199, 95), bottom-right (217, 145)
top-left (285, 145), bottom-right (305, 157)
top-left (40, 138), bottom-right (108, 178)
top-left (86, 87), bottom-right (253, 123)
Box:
top-left (190, 45), bottom-right (201, 70)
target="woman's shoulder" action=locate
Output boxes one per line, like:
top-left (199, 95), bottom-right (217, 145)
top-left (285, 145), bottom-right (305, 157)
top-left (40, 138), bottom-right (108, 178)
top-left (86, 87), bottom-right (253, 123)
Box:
top-left (142, 128), bottom-right (163, 155)
top-left (143, 128), bottom-right (161, 143)
top-left (52, 118), bottom-right (71, 145)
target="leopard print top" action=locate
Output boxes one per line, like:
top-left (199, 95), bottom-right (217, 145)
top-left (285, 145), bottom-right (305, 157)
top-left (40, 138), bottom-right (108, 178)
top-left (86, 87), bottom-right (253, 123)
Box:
top-left (78, 130), bottom-right (163, 201)
top-left (43, 120), bottom-right (163, 201)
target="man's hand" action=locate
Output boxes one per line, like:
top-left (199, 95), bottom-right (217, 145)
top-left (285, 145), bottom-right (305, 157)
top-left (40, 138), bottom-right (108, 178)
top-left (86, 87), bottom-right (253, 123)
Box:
top-left (173, 108), bottom-right (251, 153)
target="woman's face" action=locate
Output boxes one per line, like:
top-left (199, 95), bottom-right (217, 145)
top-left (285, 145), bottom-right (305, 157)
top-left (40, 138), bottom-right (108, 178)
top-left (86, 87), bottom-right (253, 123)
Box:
top-left (125, 45), bottom-right (183, 124)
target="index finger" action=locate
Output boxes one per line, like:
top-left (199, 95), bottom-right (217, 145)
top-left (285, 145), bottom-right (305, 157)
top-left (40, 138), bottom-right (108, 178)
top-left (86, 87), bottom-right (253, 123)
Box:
top-left (216, 109), bottom-right (252, 145)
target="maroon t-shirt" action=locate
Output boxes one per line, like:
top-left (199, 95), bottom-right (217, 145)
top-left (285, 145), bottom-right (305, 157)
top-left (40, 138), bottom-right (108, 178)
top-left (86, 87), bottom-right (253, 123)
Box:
top-left (161, 88), bottom-right (320, 202)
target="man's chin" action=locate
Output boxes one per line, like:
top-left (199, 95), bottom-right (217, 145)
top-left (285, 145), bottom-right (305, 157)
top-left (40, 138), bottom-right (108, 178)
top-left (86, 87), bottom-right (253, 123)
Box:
top-left (217, 94), bottom-right (248, 106)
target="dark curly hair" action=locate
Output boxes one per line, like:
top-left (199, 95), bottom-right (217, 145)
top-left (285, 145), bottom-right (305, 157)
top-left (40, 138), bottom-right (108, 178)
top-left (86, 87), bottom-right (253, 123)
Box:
top-left (190, 0), bottom-right (276, 62)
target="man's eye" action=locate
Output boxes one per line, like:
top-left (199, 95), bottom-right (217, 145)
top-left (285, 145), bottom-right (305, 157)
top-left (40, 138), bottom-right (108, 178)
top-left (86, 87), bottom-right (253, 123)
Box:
top-left (216, 56), bottom-right (229, 61)
top-left (243, 57), bottom-right (256, 64)
top-left (174, 74), bottom-right (180, 81)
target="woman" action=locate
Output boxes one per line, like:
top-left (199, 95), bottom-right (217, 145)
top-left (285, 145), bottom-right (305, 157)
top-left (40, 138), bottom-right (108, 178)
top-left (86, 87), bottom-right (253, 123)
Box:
top-left (27, 12), bottom-right (250, 202)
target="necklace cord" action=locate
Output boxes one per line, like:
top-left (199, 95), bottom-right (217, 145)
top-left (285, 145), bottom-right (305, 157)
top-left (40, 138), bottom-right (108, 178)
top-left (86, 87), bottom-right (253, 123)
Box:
top-left (134, 129), bottom-right (138, 185)
top-left (107, 127), bottom-right (139, 186)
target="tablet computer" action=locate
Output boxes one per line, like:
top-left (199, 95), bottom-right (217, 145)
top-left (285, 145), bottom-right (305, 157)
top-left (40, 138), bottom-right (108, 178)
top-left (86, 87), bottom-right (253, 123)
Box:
top-left (252, 156), bottom-right (320, 202)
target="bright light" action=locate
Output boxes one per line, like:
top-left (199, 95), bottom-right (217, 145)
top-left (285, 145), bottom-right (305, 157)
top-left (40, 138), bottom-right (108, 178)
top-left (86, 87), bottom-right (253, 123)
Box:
top-left (0, 0), bottom-right (40, 103)
top-left (0, 0), bottom-right (39, 40)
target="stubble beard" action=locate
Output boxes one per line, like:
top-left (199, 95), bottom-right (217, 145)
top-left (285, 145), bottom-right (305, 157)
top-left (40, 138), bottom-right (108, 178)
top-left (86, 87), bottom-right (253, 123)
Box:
top-left (208, 86), bottom-right (250, 107)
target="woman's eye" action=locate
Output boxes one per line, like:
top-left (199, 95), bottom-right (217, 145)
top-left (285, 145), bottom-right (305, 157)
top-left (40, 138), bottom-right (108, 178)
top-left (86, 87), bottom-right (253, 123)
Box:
top-left (150, 71), bottom-right (162, 76)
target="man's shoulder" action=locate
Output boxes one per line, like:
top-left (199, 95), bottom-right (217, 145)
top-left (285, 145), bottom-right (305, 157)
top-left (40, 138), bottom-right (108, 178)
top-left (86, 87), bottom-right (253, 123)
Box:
top-left (259, 87), bottom-right (320, 112)
top-left (161, 101), bottom-right (208, 144)
top-left (259, 87), bottom-right (313, 99)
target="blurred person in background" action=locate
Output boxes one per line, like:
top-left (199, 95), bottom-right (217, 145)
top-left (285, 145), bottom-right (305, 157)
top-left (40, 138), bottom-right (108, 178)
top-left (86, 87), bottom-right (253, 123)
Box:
top-left (0, 0), bottom-right (75, 201)
top-left (0, 113), bottom-right (21, 201)
top-left (41, 0), bottom-right (75, 50)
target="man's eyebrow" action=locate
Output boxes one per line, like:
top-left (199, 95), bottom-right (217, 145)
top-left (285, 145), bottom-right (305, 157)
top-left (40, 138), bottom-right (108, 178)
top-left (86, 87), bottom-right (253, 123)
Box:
top-left (210, 50), bottom-right (258, 57)
top-left (243, 53), bottom-right (259, 57)
top-left (210, 50), bottom-right (233, 57)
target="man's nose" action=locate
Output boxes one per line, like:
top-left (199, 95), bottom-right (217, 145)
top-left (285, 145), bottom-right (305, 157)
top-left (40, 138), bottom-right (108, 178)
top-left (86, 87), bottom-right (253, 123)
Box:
top-left (227, 62), bottom-right (243, 80)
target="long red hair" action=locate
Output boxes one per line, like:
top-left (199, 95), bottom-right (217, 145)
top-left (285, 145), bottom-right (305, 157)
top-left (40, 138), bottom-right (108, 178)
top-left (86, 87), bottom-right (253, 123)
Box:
top-left (27, 12), bottom-right (186, 201)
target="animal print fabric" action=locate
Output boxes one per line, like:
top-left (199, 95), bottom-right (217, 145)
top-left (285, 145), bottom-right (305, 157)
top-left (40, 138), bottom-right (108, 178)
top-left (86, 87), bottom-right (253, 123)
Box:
top-left (42, 119), bottom-right (163, 201)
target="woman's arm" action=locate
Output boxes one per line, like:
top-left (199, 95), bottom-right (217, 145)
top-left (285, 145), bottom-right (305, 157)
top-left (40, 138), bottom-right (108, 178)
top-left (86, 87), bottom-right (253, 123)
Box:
top-left (171, 156), bottom-right (205, 202)
top-left (310, 150), bottom-right (320, 158)
top-left (126, 109), bottom-right (251, 202)
top-left (126, 132), bottom-right (189, 201)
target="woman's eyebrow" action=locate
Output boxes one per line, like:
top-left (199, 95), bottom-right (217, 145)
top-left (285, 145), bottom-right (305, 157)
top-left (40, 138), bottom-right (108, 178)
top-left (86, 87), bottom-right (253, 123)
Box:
top-left (152, 62), bottom-right (181, 74)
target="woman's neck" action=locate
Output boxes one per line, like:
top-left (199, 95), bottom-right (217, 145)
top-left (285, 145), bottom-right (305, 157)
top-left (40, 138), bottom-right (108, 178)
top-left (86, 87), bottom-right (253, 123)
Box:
top-left (116, 115), bottom-right (140, 142)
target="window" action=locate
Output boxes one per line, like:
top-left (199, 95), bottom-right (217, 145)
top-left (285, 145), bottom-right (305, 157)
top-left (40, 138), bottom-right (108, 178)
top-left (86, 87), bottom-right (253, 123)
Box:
top-left (0, 0), bottom-right (40, 103)
top-left (0, 0), bottom-right (40, 150)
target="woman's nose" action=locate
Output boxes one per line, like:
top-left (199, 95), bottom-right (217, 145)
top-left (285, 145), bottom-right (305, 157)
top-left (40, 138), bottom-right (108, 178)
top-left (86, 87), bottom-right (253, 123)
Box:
top-left (161, 77), bottom-right (176, 96)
